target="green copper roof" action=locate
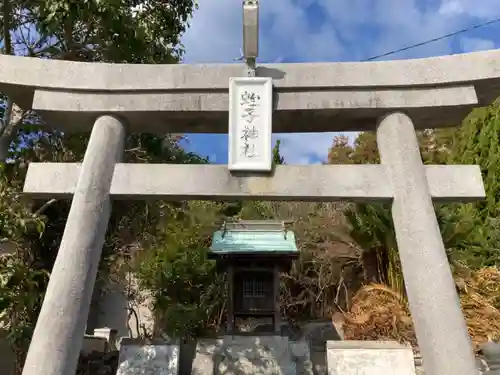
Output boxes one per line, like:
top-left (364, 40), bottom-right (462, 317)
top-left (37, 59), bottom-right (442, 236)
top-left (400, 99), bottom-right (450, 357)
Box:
top-left (209, 220), bottom-right (299, 255)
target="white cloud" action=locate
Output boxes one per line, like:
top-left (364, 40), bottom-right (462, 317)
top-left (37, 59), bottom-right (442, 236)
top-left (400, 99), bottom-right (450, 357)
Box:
top-left (273, 133), bottom-right (333, 165)
top-left (439, 0), bottom-right (500, 19)
top-left (438, 0), bottom-right (465, 16)
top-left (274, 132), bottom-right (358, 165)
top-left (181, 0), bottom-right (500, 164)
top-left (182, 0), bottom-right (343, 63)
top-left (317, 0), bottom-right (467, 60)
top-left (460, 37), bottom-right (496, 52)
top-left (182, 0), bottom-right (242, 63)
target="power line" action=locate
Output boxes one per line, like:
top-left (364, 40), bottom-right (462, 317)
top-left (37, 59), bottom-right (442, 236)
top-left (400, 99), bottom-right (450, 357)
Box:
top-left (363, 17), bottom-right (500, 61)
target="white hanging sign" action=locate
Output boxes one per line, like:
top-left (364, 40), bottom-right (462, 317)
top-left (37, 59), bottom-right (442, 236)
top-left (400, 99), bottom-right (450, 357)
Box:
top-left (228, 77), bottom-right (273, 171)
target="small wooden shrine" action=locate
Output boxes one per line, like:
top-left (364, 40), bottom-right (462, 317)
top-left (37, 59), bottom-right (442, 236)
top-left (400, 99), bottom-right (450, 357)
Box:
top-left (209, 220), bottom-right (299, 333)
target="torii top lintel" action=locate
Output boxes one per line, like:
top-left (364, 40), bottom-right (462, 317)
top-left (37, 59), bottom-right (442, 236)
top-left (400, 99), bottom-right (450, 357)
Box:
top-left (1, 48), bottom-right (500, 133)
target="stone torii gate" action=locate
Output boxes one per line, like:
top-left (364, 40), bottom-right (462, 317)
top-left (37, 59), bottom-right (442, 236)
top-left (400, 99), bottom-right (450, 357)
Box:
top-left (1, 17), bottom-right (500, 375)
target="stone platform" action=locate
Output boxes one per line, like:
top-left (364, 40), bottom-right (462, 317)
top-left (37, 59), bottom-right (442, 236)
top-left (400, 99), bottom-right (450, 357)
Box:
top-left (111, 336), bottom-right (490, 375)
top-left (191, 336), bottom-right (313, 375)
top-left (116, 338), bottom-right (179, 375)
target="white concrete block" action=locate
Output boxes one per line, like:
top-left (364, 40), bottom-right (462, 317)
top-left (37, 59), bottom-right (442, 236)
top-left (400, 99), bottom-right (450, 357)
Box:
top-left (326, 341), bottom-right (416, 375)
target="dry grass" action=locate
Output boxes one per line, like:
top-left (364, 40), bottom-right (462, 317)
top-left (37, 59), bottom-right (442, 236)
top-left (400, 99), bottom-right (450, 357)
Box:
top-left (342, 283), bottom-right (417, 346)
top-left (341, 267), bottom-right (500, 350)
top-left (458, 267), bottom-right (500, 345)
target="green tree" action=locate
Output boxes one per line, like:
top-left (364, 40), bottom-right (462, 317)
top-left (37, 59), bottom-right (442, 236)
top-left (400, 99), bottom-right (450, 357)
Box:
top-left (0, 166), bottom-right (47, 374)
top-left (0, 0), bottom-right (197, 158)
top-left (273, 139), bottom-right (285, 165)
top-left (327, 128), bottom-right (468, 296)
top-left (133, 201), bottom-right (226, 339)
top-left (446, 101), bottom-right (500, 267)
top-left (1, 0), bottom-right (194, 62)
top-left (0, 0), bottom-right (199, 370)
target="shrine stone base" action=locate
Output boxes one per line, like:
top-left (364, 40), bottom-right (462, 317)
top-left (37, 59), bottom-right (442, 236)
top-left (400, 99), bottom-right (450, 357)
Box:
top-left (191, 336), bottom-right (313, 375)
top-left (116, 338), bottom-right (180, 375)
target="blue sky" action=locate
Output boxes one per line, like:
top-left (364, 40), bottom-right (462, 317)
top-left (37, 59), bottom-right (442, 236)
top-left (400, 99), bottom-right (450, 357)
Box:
top-left (179, 0), bottom-right (500, 165)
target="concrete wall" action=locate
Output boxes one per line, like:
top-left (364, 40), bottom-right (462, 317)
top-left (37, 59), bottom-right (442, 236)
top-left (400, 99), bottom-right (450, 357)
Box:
top-left (90, 272), bottom-right (155, 341)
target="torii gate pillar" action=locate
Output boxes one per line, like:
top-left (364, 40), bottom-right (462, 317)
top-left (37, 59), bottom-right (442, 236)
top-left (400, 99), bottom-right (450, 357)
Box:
top-left (21, 115), bottom-right (126, 375)
top-left (377, 112), bottom-right (477, 375)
